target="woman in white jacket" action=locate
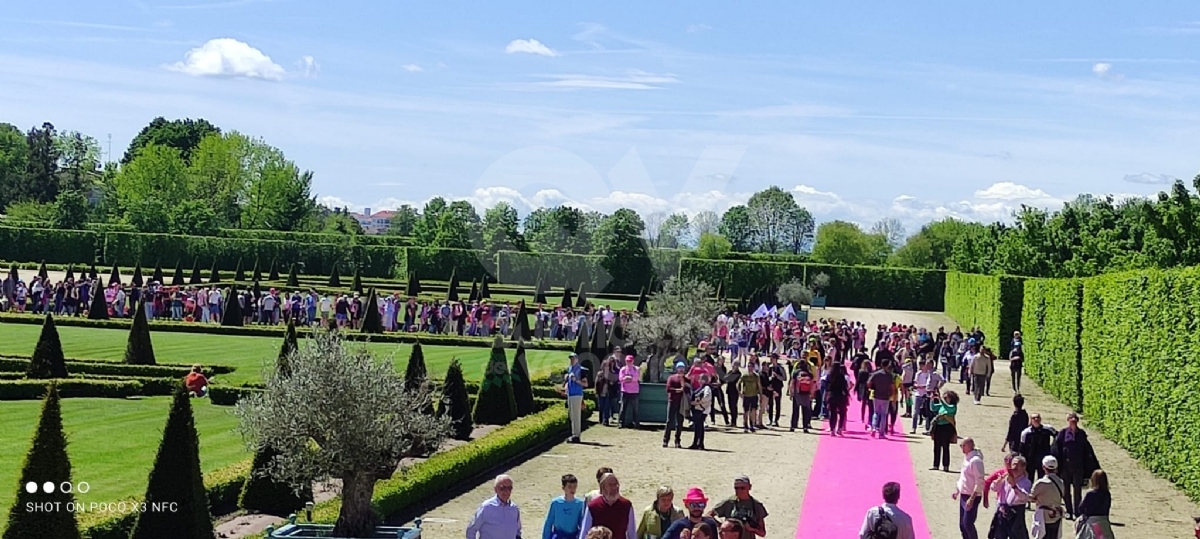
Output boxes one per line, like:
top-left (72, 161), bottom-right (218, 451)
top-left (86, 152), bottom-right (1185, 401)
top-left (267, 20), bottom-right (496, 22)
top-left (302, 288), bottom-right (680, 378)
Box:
top-left (688, 374), bottom-right (713, 451)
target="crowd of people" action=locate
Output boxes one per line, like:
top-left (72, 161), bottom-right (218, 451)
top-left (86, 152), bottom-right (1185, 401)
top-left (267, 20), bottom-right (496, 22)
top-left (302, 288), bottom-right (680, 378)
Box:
top-left (466, 470), bottom-right (768, 539)
top-left (550, 314), bottom-right (1117, 539)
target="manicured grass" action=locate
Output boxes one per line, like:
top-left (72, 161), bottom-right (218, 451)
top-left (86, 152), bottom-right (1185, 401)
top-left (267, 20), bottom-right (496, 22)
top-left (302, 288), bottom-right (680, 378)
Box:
top-left (0, 397), bottom-right (247, 531)
top-left (0, 323), bottom-right (569, 385)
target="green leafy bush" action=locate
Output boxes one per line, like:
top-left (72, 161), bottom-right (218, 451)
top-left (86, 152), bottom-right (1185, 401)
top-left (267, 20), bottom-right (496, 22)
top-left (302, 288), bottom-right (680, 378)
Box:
top-left (944, 272), bottom-right (1025, 358)
top-left (238, 445), bottom-right (313, 517)
top-left (400, 247), bottom-right (493, 282)
top-left (208, 385), bottom-right (263, 406)
top-left (0, 226), bottom-right (101, 264)
top-left (1021, 278), bottom-right (1083, 409)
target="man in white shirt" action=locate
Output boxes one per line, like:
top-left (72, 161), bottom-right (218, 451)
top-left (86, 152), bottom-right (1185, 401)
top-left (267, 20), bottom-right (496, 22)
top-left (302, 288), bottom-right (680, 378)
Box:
top-left (859, 482), bottom-right (914, 539)
top-left (197, 287), bottom-right (210, 323)
top-left (912, 360), bottom-right (944, 434)
top-left (208, 287), bottom-right (222, 323)
top-left (953, 437), bottom-right (986, 539)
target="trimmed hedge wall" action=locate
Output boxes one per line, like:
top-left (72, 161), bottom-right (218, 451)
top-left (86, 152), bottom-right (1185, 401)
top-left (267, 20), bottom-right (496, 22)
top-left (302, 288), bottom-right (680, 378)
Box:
top-left (679, 259), bottom-right (946, 311)
top-left (0, 379), bottom-right (144, 400)
top-left (496, 251), bottom-right (609, 290)
top-left (0, 226), bottom-right (102, 265)
top-left (943, 272), bottom-right (1025, 358)
top-left (1076, 267), bottom-right (1200, 501)
top-left (399, 247), bottom-right (494, 282)
top-left (1021, 279), bottom-right (1083, 410)
top-left (101, 232), bottom-right (361, 276)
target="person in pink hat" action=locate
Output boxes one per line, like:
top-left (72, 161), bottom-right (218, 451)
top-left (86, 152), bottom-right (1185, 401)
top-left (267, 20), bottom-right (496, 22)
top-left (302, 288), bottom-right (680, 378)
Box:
top-left (618, 355), bottom-right (641, 428)
top-left (661, 488), bottom-right (719, 539)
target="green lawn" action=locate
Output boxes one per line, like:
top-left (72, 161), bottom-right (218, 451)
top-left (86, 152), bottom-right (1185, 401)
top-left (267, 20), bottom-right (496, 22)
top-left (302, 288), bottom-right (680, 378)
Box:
top-left (0, 323), bottom-right (569, 385)
top-left (0, 397), bottom-right (247, 531)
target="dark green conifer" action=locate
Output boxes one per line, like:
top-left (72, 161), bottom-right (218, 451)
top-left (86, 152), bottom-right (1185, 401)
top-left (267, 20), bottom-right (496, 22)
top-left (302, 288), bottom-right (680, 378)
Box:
top-left (2, 384), bottom-right (81, 539)
top-left (128, 391), bottom-right (213, 539)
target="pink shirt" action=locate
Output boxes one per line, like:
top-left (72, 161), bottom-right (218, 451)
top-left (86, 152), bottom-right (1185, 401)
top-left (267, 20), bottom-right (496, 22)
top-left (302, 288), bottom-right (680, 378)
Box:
top-left (618, 365), bottom-right (640, 394)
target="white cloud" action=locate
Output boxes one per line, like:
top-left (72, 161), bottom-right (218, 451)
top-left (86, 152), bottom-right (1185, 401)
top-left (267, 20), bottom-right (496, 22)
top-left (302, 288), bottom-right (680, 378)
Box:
top-left (1092, 62), bottom-right (1112, 77)
top-left (1123, 172), bottom-right (1177, 185)
top-left (167, 38), bottom-right (286, 80)
top-left (973, 181), bottom-right (1058, 202)
top-left (687, 23), bottom-right (712, 33)
top-left (300, 55), bottom-right (319, 77)
top-left (505, 39), bottom-right (559, 57)
top-left (530, 71), bottom-right (680, 91)
top-left (402, 64), bottom-right (423, 73)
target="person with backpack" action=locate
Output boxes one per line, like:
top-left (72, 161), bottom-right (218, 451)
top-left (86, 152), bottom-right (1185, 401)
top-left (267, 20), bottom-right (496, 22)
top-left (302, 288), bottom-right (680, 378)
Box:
top-left (858, 481), bottom-right (914, 539)
top-left (788, 367), bottom-right (817, 433)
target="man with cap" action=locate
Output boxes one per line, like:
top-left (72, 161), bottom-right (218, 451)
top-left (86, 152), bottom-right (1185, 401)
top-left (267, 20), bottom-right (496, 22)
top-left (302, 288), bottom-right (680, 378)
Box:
top-left (708, 476), bottom-right (768, 539)
top-left (663, 361), bottom-right (689, 448)
top-left (619, 355), bottom-right (642, 428)
top-left (1019, 456), bottom-right (1065, 539)
top-left (564, 353), bottom-right (589, 443)
top-left (580, 473), bottom-right (636, 539)
top-left (661, 488), bottom-right (719, 539)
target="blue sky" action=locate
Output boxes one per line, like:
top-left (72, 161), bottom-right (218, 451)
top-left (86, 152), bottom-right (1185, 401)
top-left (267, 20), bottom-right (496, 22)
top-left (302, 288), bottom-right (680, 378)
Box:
top-left (3, 1), bottom-right (1199, 231)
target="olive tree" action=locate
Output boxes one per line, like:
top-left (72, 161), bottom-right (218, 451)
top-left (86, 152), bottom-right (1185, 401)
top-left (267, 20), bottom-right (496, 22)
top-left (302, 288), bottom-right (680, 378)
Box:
top-left (234, 332), bottom-right (450, 537)
top-left (776, 278), bottom-right (813, 307)
top-left (629, 277), bottom-right (719, 379)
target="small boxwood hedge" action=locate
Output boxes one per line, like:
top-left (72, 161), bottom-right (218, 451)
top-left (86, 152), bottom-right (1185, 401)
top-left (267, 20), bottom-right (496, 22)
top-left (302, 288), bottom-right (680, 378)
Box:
top-left (0, 379), bottom-right (144, 400)
top-left (0, 356), bottom-right (234, 378)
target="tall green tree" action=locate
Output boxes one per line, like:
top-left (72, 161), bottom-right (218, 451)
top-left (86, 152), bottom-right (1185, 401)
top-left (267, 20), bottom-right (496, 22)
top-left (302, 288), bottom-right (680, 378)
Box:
top-left (123, 117), bottom-right (220, 165)
top-left (51, 189), bottom-right (88, 230)
top-left (115, 144), bottom-right (190, 212)
top-left (0, 122), bottom-right (30, 210)
top-left (719, 205), bottom-right (754, 252)
top-left (129, 391), bottom-right (213, 539)
top-left (654, 212), bottom-right (690, 249)
top-left (187, 132), bottom-right (249, 225)
top-left (594, 208), bottom-right (654, 293)
top-left (385, 204), bottom-right (419, 236)
top-left (811, 220), bottom-right (889, 266)
top-left (695, 232), bottom-right (732, 259)
top-left (524, 205), bottom-right (590, 254)
top-left (22, 123), bottom-right (61, 204)
top-left (2, 384), bottom-right (81, 539)
top-left (746, 186), bottom-right (812, 253)
top-left (482, 201), bottom-right (527, 253)
top-left (54, 131), bottom-right (101, 193)
top-left (433, 210), bottom-right (472, 249)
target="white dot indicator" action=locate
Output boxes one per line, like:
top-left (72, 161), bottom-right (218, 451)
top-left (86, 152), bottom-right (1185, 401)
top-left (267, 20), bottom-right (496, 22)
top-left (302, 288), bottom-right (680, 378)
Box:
top-left (24, 482), bottom-right (37, 494)
top-left (42, 482), bottom-right (55, 494)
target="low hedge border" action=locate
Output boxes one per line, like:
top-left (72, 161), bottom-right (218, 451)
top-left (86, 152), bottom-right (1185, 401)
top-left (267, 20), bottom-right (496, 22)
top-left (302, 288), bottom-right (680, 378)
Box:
top-left (79, 459), bottom-right (253, 539)
top-left (0, 379), bottom-right (144, 400)
top-left (208, 382), bottom-right (572, 406)
top-left (0, 356), bottom-right (234, 378)
top-left (310, 400), bottom-right (591, 524)
top-left (0, 314), bottom-right (574, 351)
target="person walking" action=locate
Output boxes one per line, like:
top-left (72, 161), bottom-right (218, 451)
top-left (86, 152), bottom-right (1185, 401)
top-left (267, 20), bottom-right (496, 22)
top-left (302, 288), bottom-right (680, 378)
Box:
top-left (953, 437), bottom-right (986, 539)
top-left (912, 359), bottom-right (944, 435)
top-left (543, 474), bottom-right (585, 539)
top-left (661, 488), bottom-right (719, 539)
top-left (970, 347), bottom-right (994, 405)
top-left (931, 390), bottom-right (960, 472)
top-left (824, 363), bottom-right (852, 436)
top-left (663, 362), bottom-right (688, 448)
top-left (619, 356), bottom-right (641, 428)
top-left (1073, 470), bottom-right (1113, 539)
top-left (724, 362), bottom-right (742, 428)
top-left (1025, 457), bottom-right (1066, 539)
top-left (708, 476), bottom-right (768, 539)
top-left (1009, 331), bottom-right (1025, 393)
top-left (738, 363), bottom-right (761, 433)
top-left (636, 486), bottom-right (684, 539)
top-left (858, 481), bottom-right (915, 539)
top-left (1020, 414), bottom-right (1057, 481)
top-left (580, 473), bottom-right (637, 539)
top-left (765, 355), bottom-right (786, 427)
top-left (466, 475), bottom-right (522, 539)
top-left (788, 367), bottom-right (816, 433)
top-left (1003, 395), bottom-right (1030, 456)
top-left (1054, 413), bottom-right (1099, 520)
top-left (688, 374), bottom-right (712, 450)
top-left (991, 457), bottom-right (1033, 539)
top-left (867, 360), bottom-right (895, 438)
top-left (565, 353), bottom-right (588, 443)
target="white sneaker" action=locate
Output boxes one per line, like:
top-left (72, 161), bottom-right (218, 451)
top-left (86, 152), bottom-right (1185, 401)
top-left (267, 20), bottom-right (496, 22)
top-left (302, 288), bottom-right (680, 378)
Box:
top-left (973, 400), bottom-right (981, 405)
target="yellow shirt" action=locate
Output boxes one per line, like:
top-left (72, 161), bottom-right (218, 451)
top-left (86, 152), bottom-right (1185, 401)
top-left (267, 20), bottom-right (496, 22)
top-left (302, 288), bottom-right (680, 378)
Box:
top-left (889, 374), bottom-right (903, 402)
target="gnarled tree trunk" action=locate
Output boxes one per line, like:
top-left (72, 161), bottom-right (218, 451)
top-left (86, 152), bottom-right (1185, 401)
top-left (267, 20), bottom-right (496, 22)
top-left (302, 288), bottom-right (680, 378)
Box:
top-left (332, 471), bottom-right (379, 537)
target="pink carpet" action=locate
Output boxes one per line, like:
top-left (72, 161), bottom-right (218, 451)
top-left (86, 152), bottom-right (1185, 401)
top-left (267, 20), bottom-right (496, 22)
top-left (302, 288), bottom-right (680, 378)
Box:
top-left (793, 413), bottom-right (932, 538)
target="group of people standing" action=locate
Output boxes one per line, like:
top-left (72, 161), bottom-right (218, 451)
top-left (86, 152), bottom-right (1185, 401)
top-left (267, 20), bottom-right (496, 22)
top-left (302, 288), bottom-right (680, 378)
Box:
top-left (467, 469), bottom-right (769, 539)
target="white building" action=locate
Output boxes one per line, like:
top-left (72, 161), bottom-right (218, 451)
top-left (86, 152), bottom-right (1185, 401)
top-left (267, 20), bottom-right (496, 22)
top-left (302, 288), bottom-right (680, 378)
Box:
top-left (350, 207), bottom-right (396, 235)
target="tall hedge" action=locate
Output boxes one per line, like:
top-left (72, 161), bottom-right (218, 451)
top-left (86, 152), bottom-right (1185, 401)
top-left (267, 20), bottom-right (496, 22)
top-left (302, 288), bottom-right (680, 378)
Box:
top-left (399, 247), bottom-right (493, 282)
top-left (102, 232), bottom-right (363, 276)
top-left (27, 313), bottom-right (68, 379)
top-left (1021, 278), bottom-right (1083, 409)
top-left (129, 391), bottom-right (214, 539)
top-left (0, 226), bottom-right (100, 265)
top-left (2, 384), bottom-right (81, 539)
top-left (472, 338), bottom-right (517, 426)
top-left (944, 272), bottom-right (1025, 358)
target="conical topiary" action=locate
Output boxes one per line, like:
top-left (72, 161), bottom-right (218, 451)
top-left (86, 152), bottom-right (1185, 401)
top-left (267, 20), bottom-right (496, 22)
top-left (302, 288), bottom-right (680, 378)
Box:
top-left (636, 287), bottom-right (648, 314)
top-left (128, 391), bottom-right (214, 539)
top-left (251, 259), bottom-right (262, 283)
top-left (328, 265), bottom-right (341, 288)
top-left (406, 273), bottom-right (421, 297)
top-left (534, 277), bottom-right (547, 305)
top-left (88, 262), bottom-right (98, 281)
top-left (467, 279), bottom-right (479, 302)
top-left (2, 384), bottom-right (81, 539)
top-left (36, 261), bottom-right (48, 280)
top-left (404, 342), bottom-right (428, 391)
top-left (152, 261), bottom-right (164, 285)
top-left (480, 277), bottom-right (491, 299)
top-left (446, 268), bottom-right (459, 302)
top-left (108, 262), bottom-right (121, 286)
top-left (575, 282), bottom-right (588, 308)
top-left (238, 444), bottom-right (312, 517)
top-left (26, 313), bottom-right (68, 379)
top-left (221, 289), bottom-right (243, 327)
top-left (268, 260), bottom-right (280, 282)
top-left (510, 341), bottom-right (536, 417)
top-left (234, 258), bottom-right (245, 282)
top-left (509, 300), bottom-right (531, 342)
top-left (439, 359), bottom-right (474, 441)
top-left (574, 322), bottom-right (594, 387)
top-left (209, 261), bottom-right (221, 284)
top-left (351, 266), bottom-right (362, 294)
top-left (88, 281), bottom-right (108, 320)
top-left (286, 263), bottom-right (298, 288)
top-left (360, 288), bottom-right (382, 334)
top-left (123, 301), bottom-right (156, 365)
top-left (188, 260), bottom-right (202, 285)
top-left (8, 264), bottom-right (18, 286)
top-left (171, 260), bottom-right (185, 286)
top-left (560, 285), bottom-right (573, 310)
top-left (131, 264), bottom-right (144, 287)
top-left (472, 337), bottom-right (518, 426)
top-left (276, 319), bottom-right (297, 378)
top-left (64, 264), bottom-right (75, 282)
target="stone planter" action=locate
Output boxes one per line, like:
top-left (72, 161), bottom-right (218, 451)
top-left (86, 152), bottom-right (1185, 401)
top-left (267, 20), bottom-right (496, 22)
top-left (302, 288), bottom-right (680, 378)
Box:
top-left (266, 516), bottom-right (422, 539)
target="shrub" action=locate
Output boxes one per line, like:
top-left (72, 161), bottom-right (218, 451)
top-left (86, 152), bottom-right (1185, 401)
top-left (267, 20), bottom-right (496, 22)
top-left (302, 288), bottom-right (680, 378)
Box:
top-left (2, 384), bottom-right (81, 539)
top-left (360, 288), bottom-right (383, 334)
top-left (467, 279), bottom-right (478, 302)
top-left (439, 359), bottom-right (474, 441)
top-left (0, 357), bottom-right (232, 378)
top-left (406, 273), bottom-right (421, 297)
top-left (238, 445), bottom-right (313, 517)
top-left (286, 263), bottom-right (299, 287)
top-left (510, 342), bottom-right (536, 417)
top-left (152, 262), bottom-right (164, 285)
top-left (27, 313), bottom-right (69, 379)
top-left (108, 263), bottom-right (121, 286)
top-left (0, 379), bottom-right (144, 400)
top-left (188, 260), bottom-right (202, 285)
top-left (234, 258), bottom-right (245, 282)
top-left (208, 385), bottom-right (263, 406)
top-left (944, 272), bottom-right (1025, 358)
top-left (277, 319), bottom-right (297, 378)
top-left (1021, 278), bottom-right (1083, 410)
top-left (404, 342), bottom-right (428, 391)
top-left (124, 301), bottom-right (156, 365)
top-left (221, 289), bottom-right (243, 327)
top-left (251, 258), bottom-right (262, 282)
top-left (209, 261), bottom-right (221, 283)
top-left (129, 391), bottom-right (214, 539)
top-left (480, 277), bottom-right (491, 299)
top-left (130, 264), bottom-right (144, 287)
top-left (446, 269), bottom-right (460, 302)
top-left (510, 300), bottom-right (531, 342)
top-left (472, 338), bottom-right (517, 426)
top-left (351, 266), bottom-right (363, 294)
top-left (171, 259), bottom-right (185, 286)
top-left (328, 264), bottom-right (341, 288)
top-left (0, 226), bottom-right (100, 265)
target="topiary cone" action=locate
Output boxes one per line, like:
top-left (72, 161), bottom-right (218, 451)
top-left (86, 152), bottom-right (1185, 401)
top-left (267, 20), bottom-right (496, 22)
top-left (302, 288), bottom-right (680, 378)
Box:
top-left (128, 391), bottom-right (213, 539)
top-left (123, 301), bottom-right (156, 365)
top-left (131, 264), bottom-right (144, 287)
top-left (286, 263), bottom-right (298, 288)
top-left (27, 313), bottom-right (69, 379)
top-left (2, 383), bottom-right (81, 539)
top-left (471, 337), bottom-right (517, 426)
top-left (439, 359), bottom-right (474, 441)
top-left (87, 281), bottom-right (109, 320)
top-left (360, 288), bottom-right (383, 334)
top-left (510, 341), bottom-right (536, 417)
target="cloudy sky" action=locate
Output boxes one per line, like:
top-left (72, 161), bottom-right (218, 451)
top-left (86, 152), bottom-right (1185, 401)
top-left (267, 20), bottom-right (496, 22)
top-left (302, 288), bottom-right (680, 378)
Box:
top-left (3, 2), bottom-right (1200, 231)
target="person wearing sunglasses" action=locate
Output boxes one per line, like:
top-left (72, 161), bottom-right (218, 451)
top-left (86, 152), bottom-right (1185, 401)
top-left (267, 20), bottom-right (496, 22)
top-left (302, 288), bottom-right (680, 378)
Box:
top-left (661, 488), bottom-right (718, 539)
top-left (707, 476), bottom-right (768, 539)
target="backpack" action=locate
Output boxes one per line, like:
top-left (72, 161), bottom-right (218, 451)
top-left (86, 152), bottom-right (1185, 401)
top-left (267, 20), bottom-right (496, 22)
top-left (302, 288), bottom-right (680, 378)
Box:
top-left (867, 506), bottom-right (898, 539)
